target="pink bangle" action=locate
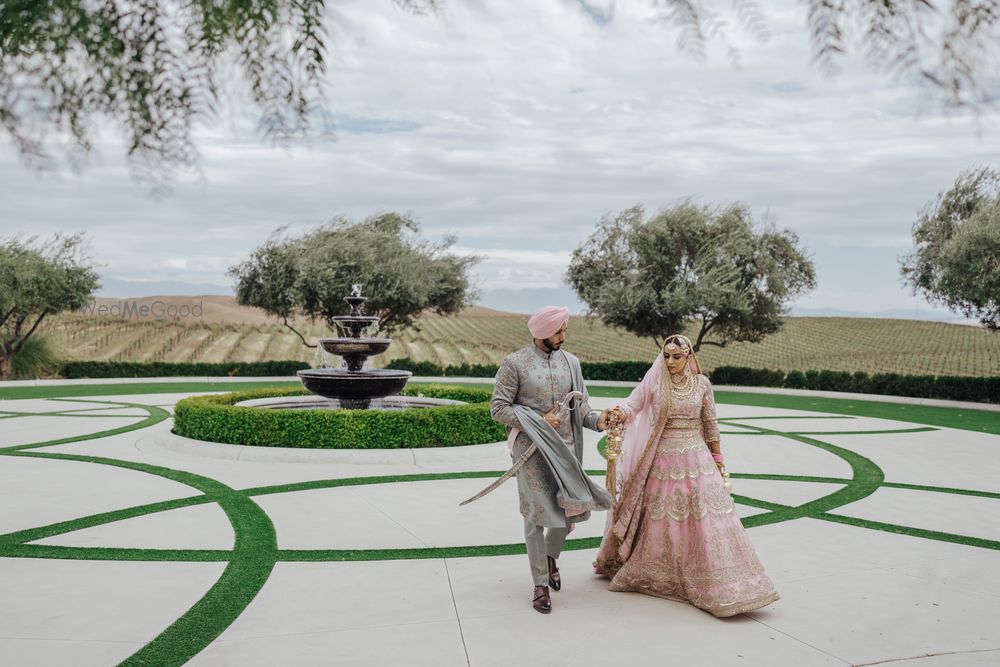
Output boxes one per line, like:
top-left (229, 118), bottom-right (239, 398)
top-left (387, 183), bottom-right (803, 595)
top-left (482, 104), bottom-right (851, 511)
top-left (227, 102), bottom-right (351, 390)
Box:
top-left (711, 453), bottom-right (724, 463)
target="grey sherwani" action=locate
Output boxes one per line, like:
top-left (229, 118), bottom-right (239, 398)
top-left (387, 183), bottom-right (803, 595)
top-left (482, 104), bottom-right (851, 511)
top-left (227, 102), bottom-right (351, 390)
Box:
top-left (490, 344), bottom-right (606, 586)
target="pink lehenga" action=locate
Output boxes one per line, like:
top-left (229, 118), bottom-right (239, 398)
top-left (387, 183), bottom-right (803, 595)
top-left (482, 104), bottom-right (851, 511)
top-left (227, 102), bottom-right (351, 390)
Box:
top-left (594, 352), bottom-right (779, 618)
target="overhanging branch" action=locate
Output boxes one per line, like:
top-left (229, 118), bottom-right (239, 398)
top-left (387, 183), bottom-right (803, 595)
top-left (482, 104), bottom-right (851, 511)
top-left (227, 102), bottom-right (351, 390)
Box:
top-left (281, 315), bottom-right (317, 348)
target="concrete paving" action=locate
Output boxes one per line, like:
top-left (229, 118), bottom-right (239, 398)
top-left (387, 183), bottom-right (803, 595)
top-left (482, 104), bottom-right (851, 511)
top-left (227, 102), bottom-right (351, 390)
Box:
top-left (0, 383), bottom-right (998, 666)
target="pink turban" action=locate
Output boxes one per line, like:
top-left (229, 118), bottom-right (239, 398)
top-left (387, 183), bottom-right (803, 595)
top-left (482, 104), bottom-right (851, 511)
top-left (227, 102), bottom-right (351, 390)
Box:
top-left (528, 306), bottom-right (569, 339)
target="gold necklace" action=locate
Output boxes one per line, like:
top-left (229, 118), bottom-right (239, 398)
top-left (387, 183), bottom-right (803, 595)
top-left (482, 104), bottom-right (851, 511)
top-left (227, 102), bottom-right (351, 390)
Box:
top-left (669, 373), bottom-right (697, 399)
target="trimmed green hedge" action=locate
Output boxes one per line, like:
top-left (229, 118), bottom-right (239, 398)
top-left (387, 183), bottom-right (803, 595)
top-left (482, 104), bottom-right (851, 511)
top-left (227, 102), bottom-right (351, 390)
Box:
top-left (385, 357), bottom-right (651, 381)
top-left (710, 366), bottom-right (999, 404)
top-left (385, 358), bottom-right (499, 377)
top-left (58, 358), bottom-right (998, 403)
top-left (579, 360), bottom-right (652, 381)
top-left (172, 384), bottom-right (507, 449)
top-left (61, 360), bottom-right (310, 378)
top-left (386, 357), bottom-right (997, 403)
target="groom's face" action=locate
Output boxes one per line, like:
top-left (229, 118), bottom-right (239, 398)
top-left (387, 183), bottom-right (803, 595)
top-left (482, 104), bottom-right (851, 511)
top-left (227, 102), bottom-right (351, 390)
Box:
top-left (542, 323), bottom-right (568, 351)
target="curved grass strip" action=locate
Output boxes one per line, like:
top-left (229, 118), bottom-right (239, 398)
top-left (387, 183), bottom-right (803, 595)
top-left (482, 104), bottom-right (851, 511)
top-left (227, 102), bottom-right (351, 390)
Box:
top-left (881, 481), bottom-right (1000, 500)
top-left (735, 426), bottom-right (884, 529)
top-left (0, 400), bottom-right (170, 453)
top-left (3, 449), bottom-right (278, 667)
top-left (816, 513), bottom-right (1000, 551)
top-left (0, 543), bottom-right (233, 561)
top-left (732, 473), bottom-right (851, 484)
top-left (5, 468), bottom-right (999, 568)
top-left (719, 415), bottom-right (858, 421)
top-left (730, 495), bottom-right (788, 512)
top-left (775, 427), bottom-right (939, 436)
top-left (714, 391), bottom-right (1000, 436)
top-left (0, 496), bottom-right (207, 547)
top-left (0, 470), bottom-right (778, 563)
top-left (8, 473), bottom-right (997, 567)
top-left (0, 381), bottom-right (302, 400)
top-left (1, 393), bottom-right (998, 666)
top-left (240, 469), bottom-right (507, 497)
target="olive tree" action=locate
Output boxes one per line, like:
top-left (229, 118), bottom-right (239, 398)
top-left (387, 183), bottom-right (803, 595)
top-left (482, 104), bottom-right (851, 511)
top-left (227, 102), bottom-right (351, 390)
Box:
top-left (567, 202), bottom-right (816, 351)
top-left (228, 213), bottom-right (479, 346)
top-left (0, 234), bottom-right (100, 379)
top-left (900, 167), bottom-right (1000, 329)
top-left (0, 0), bottom-right (438, 185)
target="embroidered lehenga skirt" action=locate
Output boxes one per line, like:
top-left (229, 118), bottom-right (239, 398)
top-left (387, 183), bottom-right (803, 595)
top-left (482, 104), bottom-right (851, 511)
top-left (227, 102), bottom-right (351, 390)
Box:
top-left (602, 420), bottom-right (779, 617)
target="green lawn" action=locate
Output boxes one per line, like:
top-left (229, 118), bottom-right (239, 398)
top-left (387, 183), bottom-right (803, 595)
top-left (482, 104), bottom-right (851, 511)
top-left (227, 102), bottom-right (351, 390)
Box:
top-left (1, 380), bottom-right (996, 435)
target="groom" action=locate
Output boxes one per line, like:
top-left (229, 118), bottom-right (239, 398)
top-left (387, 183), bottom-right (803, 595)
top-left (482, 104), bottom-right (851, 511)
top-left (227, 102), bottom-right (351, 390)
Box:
top-left (490, 306), bottom-right (611, 614)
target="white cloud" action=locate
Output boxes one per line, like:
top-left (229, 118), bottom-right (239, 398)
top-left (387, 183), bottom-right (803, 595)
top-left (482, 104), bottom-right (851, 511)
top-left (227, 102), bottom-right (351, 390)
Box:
top-left (0, 0), bottom-right (997, 317)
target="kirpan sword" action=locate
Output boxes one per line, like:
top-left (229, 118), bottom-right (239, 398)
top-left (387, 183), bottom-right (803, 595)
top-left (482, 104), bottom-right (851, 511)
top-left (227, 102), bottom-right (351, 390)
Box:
top-left (459, 390), bottom-right (585, 506)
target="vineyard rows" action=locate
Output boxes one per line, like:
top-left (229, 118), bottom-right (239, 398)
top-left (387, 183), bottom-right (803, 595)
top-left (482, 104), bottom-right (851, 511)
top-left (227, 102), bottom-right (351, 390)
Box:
top-left (39, 313), bottom-right (1000, 377)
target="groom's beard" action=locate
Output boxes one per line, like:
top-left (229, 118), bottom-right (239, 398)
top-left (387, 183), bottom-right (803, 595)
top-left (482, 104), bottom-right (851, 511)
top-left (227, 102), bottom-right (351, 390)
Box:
top-left (542, 337), bottom-right (562, 351)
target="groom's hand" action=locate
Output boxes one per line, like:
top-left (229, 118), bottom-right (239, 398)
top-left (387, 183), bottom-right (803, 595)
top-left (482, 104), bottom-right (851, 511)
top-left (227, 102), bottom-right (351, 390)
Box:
top-left (543, 410), bottom-right (562, 429)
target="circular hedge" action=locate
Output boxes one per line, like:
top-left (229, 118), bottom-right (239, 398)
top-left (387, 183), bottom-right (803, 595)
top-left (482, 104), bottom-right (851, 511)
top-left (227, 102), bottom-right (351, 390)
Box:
top-left (172, 384), bottom-right (507, 449)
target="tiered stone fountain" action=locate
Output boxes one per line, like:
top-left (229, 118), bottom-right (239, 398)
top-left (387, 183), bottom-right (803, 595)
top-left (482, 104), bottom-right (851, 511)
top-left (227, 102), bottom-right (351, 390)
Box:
top-left (239, 285), bottom-right (461, 411)
top-left (296, 285), bottom-right (412, 409)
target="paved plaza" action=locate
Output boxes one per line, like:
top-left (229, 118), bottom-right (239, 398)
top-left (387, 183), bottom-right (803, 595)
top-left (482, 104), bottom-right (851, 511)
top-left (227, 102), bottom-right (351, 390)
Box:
top-left (1, 379), bottom-right (998, 666)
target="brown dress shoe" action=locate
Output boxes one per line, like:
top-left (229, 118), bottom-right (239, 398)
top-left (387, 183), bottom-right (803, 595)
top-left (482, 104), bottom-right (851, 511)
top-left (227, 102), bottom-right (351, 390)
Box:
top-left (547, 556), bottom-right (561, 591)
top-left (533, 585), bottom-right (552, 614)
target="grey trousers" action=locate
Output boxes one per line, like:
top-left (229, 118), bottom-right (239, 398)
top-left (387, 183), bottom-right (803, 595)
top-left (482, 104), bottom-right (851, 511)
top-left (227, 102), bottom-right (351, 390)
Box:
top-left (525, 518), bottom-right (568, 586)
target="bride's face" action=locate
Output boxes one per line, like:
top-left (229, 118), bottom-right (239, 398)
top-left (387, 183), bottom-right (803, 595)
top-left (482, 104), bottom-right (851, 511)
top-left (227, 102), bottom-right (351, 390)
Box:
top-left (664, 349), bottom-right (688, 375)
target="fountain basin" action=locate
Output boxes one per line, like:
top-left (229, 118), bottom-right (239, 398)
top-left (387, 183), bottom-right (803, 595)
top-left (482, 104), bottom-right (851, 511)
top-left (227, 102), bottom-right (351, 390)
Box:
top-left (329, 316), bottom-right (380, 338)
top-left (319, 338), bottom-right (392, 356)
top-left (297, 367), bottom-right (412, 408)
top-left (236, 394), bottom-right (465, 411)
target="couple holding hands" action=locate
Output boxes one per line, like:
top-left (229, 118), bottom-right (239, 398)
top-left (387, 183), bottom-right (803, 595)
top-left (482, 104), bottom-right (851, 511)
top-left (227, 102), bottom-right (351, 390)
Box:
top-left (486, 306), bottom-right (778, 617)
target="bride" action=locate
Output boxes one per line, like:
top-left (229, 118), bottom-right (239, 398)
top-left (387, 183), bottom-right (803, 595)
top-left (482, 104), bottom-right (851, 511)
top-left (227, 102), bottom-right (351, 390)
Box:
top-left (594, 334), bottom-right (779, 617)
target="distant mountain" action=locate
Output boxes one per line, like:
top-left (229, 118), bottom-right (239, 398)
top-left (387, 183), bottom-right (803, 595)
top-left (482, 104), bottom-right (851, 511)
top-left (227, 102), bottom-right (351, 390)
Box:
top-left (80, 293), bottom-right (518, 325)
top-left (97, 277), bottom-right (234, 298)
top-left (97, 279), bottom-right (584, 316)
top-left (475, 287), bottom-right (587, 315)
top-left (95, 278), bottom-right (980, 325)
top-left (789, 306), bottom-right (979, 324)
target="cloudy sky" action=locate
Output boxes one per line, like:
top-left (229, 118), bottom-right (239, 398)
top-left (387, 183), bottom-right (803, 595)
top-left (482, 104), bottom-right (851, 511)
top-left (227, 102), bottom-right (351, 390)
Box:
top-left (1, 0), bottom-right (997, 319)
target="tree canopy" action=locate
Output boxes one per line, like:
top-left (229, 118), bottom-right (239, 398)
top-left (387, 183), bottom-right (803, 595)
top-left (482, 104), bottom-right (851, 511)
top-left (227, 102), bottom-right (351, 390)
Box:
top-left (1, 1), bottom-right (995, 184)
top-left (0, 234), bottom-right (100, 379)
top-left (900, 167), bottom-right (1000, 329)
top-left (0, 0), bottom-right (329, 185)
top-left (566, 202), bottom-right (816, 351)
top-left (228, 213), bottom-right (479, 346)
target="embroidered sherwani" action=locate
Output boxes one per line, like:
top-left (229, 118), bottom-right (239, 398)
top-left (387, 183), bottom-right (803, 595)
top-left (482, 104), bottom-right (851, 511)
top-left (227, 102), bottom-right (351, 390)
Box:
top-left (491, 344), bottom-right (603, 585)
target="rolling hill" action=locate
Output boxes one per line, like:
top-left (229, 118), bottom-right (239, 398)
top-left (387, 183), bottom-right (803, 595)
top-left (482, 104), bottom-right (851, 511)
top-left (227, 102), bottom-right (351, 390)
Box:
top-left (40, 295), bottom-right (1000, 377)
